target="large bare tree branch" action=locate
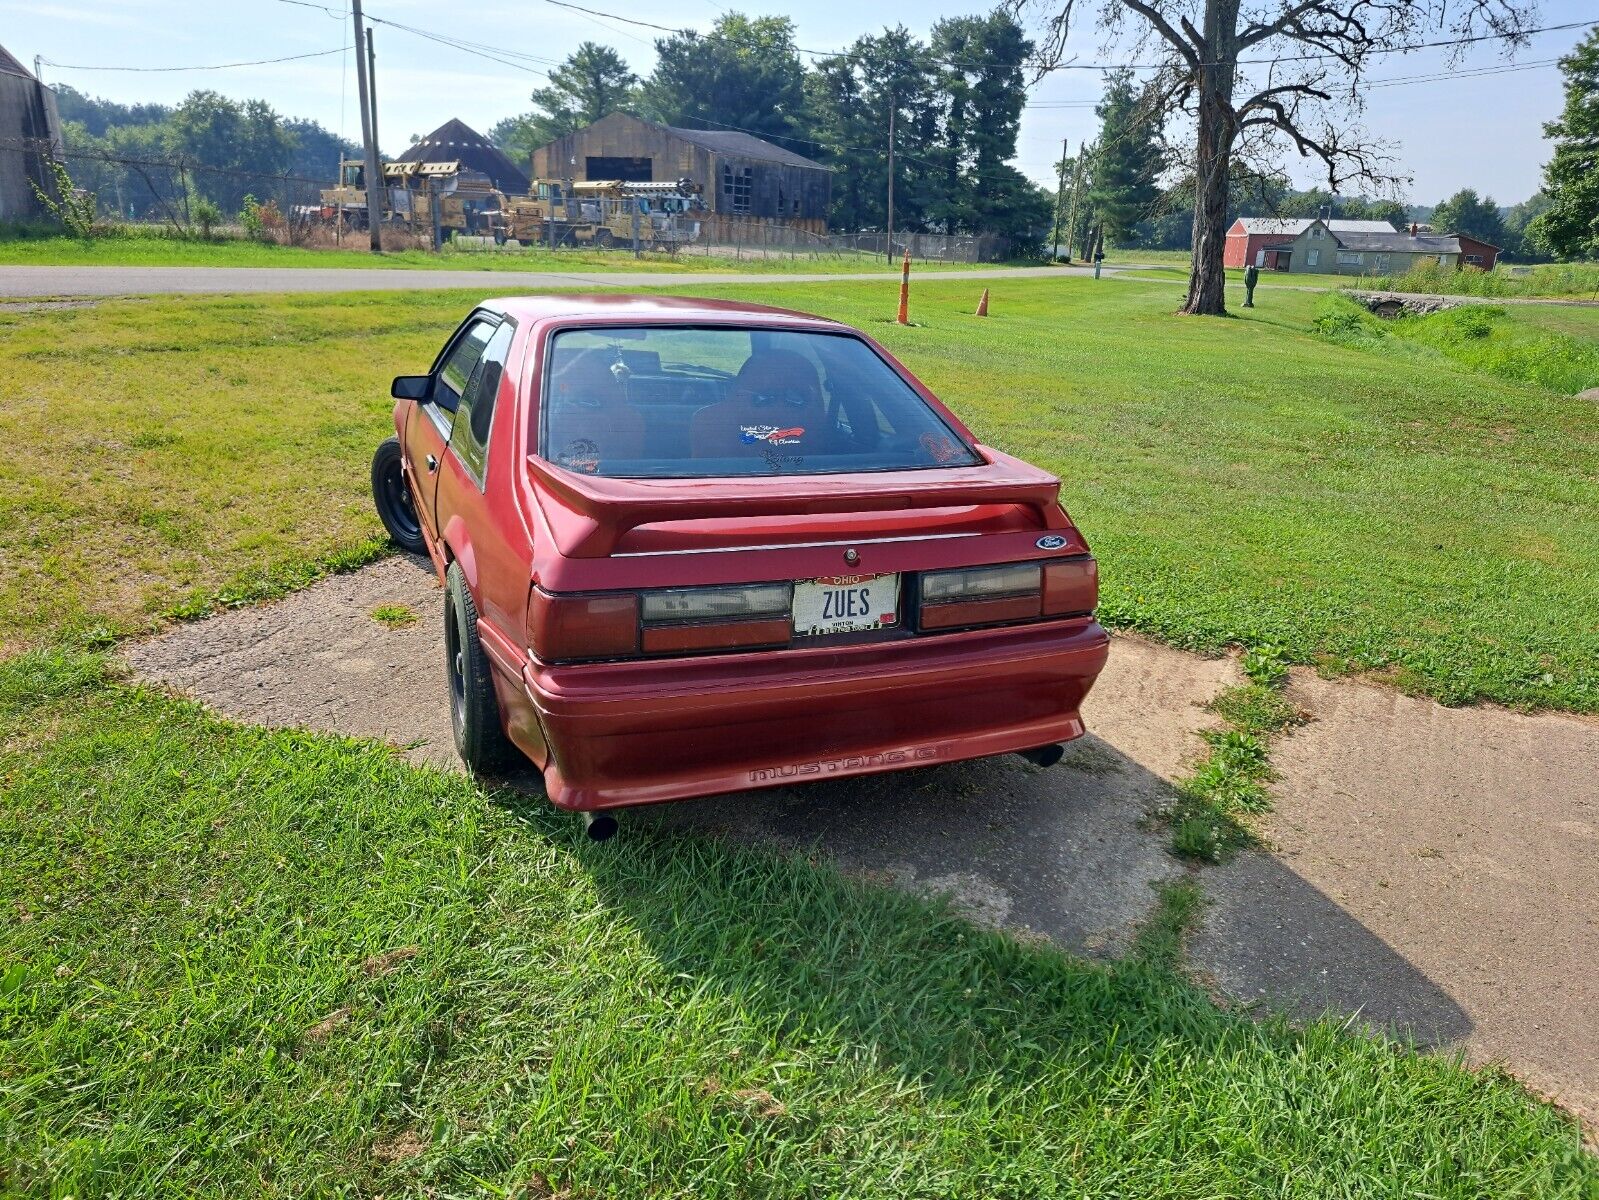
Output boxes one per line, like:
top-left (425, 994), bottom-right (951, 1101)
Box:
top-left (1239, 80), bottom-right (1332, 113)
top-left (1116, 0), bottom-right (1202, 67)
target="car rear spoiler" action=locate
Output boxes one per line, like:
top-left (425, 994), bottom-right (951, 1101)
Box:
top-left (525, 448), bottom-right (1066, 557)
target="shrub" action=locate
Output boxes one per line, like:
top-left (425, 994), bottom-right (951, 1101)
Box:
top-left (191, 197), bottom-right (222, 240)
top-left (27, 156), bottom-right (96, 240)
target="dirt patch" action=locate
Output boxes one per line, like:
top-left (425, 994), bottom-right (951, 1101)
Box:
top-left (123, 555), bottom-right (1599, 1131)
top-left (1192, 671), bottom-right (1599, 1131)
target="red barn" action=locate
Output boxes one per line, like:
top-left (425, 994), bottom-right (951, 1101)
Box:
top-left (1453, 233), bottom-right (1501, 270)
top-left (1225, 217), bottom-right (1401, 269)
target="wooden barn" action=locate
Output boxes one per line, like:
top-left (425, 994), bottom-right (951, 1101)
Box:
top-left (0, 43), bottom-right (64, 221)
top-left (531, 112), bottom-right (832, 235)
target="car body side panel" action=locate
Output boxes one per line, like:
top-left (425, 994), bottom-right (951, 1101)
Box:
top-left (402, 403), bottom-right (450, 548)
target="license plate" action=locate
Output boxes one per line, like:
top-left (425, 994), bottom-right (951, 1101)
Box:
top-left (792, 573), bottom-right (899, 637)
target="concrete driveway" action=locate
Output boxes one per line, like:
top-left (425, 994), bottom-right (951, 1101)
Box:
top-left (124, 553), bottom-right (1599, 1133)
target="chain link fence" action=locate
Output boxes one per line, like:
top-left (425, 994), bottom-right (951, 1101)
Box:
top-left (7, 140), bottom-right (1027, 263)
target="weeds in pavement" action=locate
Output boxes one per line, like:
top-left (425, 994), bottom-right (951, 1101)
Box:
top-left (370, 603), bottom-right (419, 629)
top-left (1165, 645), bottom-right (1306, 863)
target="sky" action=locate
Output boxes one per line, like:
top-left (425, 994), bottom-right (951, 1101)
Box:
top-left (5, 0), bottom-right (1596, 207)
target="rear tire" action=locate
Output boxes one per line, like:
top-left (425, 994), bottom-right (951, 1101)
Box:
top-left (371, 436), bottom-right (426, 554)
top-left (445, 562), bottom-right (519, 775)
top-left (594, 228), bottom-right (613, 248)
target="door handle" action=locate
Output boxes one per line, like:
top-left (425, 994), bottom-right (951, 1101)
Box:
top-left (426, 454), bottom-right (439, 473)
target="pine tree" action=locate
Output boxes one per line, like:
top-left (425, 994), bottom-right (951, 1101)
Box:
top-left (1085, 71), bottom-right (1164, 245)
top-left (642, 14), bottom-right (805, 143)
top-left (1527, 26), bottom-right (1599, 260)
top-left (490, 43), bottom-right (638, 163)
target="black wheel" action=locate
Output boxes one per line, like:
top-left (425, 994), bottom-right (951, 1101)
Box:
top-left (371, 436), bottom-right (426, 554)
top-left (445, 562), bottom-right (519, 774)
top-left (594, 228), bottom-right (614, 249)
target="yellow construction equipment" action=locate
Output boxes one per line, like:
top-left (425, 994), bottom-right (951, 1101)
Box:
top-left (489, 177), bottom-right (705, 250)
top-left (315, 159), bottom-right (505, 237)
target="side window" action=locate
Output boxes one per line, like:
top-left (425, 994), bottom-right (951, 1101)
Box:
top-left (450, 322), bottom-right (514, 488)
top-left (434, 319), bottom-right (495, 414)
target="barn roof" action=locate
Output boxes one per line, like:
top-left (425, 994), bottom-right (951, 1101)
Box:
top-left (0, 43), bottom-right (35, 79)
top-left (1234, 217), bottom-right (1399, 235)
top-left (1333, 231), bottom-right (1461, 253)
top-left (397, 118), bottom-right (530, 194)
top-left (1260, 232), bottom-right (1463, 254)
top-left (662, 123), bottom-right (830, 171)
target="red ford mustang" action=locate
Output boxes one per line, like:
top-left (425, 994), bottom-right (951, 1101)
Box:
top-left (371, 295), bottom-right (1108, 838)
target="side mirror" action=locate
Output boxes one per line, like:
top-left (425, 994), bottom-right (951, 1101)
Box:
top-left (391, 374), bottom-right (430, 401)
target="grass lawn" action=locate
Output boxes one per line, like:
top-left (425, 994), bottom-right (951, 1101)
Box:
top-left (1124, 264), bottom-right (1370, 290)
top-left (0, 231), bottom-right (1010, 275)
top-left (2, 647), bottom-right (1594, 1196)
top-left (3, 275), bottom-right (1598, 1193)
top-left (3, 276), bottom-right (1593, 710)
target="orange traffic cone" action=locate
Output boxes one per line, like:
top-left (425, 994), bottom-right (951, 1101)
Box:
top-left (976, 287), bottom-right (990, 316)
top-left (896, 249), bottom-right (911, 325)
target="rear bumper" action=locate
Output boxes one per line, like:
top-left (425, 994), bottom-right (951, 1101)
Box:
top-left (524, 618), bottom-right (1110, 810)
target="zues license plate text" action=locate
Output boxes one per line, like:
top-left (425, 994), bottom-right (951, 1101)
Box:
top-left (792, 573), bottom-right (899, 637)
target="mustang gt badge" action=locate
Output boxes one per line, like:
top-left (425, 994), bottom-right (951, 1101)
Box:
top-left (1036, 534), bottom-right (1069, 551)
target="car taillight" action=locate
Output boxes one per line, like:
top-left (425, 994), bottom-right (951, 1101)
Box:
top-left (529, 588), bottom-right (639, 662)
top-left (918, 557), bottom-right (1095, 632)
top-left (640, 583), bottom-right (791, 654)
top-left (530, 583), bottom-right (793, 662)
top-left (1042, 557), bottom-right (1097, 616)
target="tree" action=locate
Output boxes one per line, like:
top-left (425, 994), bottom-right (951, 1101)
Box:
top-left (492, 41), bottom-right (638, 164)
top-left (802, 56), bottom-right (873, 229)
top-left (1526, 26), bottom-right (1599, 261)
top-left (643, 14), bottom-right (806, 142)
top-left (929, 13), bottom-right (1035, 234)
top-left (1010, 0), bottom-right (1535, 314)
top-left (1431, 188), bottom-right (1508, 248)
top-left (801, 27), bottom-right (941, 233)
top-left (166, 91), bottom-right (294, 213)
top-left (1502, 190), bottom-right (1552, 259)
top-left (1086, 70), bottom-right (1165, 244)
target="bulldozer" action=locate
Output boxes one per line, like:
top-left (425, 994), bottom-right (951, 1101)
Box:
top-left (490, 177), bottom-right (704, 250)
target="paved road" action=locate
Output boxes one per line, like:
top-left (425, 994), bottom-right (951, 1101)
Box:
top-left (0, 262), bottom-right (1118, 299)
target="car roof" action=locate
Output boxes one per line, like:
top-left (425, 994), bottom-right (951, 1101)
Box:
top-left (480, 293), bottom-right (848, 329)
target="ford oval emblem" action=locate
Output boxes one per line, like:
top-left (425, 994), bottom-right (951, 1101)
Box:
top-left (1036, 534), bottom-right (1069, 551)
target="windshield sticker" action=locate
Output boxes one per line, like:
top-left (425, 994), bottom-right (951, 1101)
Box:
top-left (556, 438), bottom-right (600, 474)
top-left (920, 432), bottom-right (960, 464)
top-left (740, 425), bottom-right (805, 446)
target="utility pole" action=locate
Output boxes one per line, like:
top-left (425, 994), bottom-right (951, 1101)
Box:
top-left (351, 0), bottom-right (383, 252)
top-left (366, 29), bottom-right (380, 165)
top-left (1063, 141), bottom-right (1090, 261)
top-left (33, 55), bottom-right (43, 82)
top-left (885, 95), bottom-right (895, 265)
top-left (1050, 137), bottom-right (1068, 257)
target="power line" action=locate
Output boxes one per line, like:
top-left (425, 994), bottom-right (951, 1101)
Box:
top-left (531, 1), bottom-right (1597, 73)
top-left (39, 47), bottom-right (347, 73)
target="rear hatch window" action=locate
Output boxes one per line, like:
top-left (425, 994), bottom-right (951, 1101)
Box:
top-left (539, 326), bottom-right (981, 478)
